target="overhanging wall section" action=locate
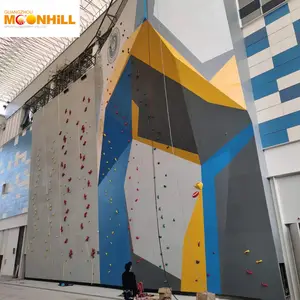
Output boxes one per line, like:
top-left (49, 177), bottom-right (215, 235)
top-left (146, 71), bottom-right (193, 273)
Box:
top-left (26, 68), bottom-right (99, 283)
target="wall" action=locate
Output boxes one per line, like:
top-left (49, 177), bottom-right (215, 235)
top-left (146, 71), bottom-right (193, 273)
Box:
top-left (242, 0), bottom-right (300, 149)
top-left (0, 227), bottom-right (19, 276)
top-left (25, 68), bottom-right (100, 283)
top-left (0, 128), bottom-right (31, 219)
top-left (96, 0), bottom-right (285, 299)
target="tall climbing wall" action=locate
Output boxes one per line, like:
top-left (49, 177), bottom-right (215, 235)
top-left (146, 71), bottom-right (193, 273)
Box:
top-left (26, 68), bottom-right (100, 283)
top-left (96, 0), bottom-right (285, 299)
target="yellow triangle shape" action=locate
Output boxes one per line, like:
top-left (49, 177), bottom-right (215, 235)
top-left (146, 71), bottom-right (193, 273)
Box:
top-left (210, 56), bottom-right (246, 109)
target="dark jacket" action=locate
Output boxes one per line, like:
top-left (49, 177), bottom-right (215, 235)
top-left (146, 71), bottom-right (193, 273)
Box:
top-left (122, 270), bottom-right (137, 294)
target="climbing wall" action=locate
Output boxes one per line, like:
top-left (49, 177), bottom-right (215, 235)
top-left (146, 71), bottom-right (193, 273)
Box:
top-left (97, 10), bottom-right (285, 300)
top-left (26, 69), bottom-right (100, 283)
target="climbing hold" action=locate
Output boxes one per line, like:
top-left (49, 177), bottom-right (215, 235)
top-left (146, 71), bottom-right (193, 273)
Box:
top-left (83, 96), bottom-right (85, 102)
top-left (63, 135), bottom-right (67, 143)
top-left (194, 182), bottom-right (204, 190)
top-left (64, 200), bottom-right (67, 205)
top-left (65, 109), bottom-right (67, 114)
top-left (64, 216), bottom-right (67, 222)
top-left (88, 170), bottom-right (92, 175)
top-left (246, 270), bottom-right (253, 275)
top-left (136, 236), bottom-right (140, 240)
top-left (65, 209), bottom-right (69, 214)
top-left (60, 226), bottom-right (63, 233)
top-left (86, 204), bottom-right (90, 209)
top-left (82, 155), bottom-right (86, 161)
top-left (91, 248), bottom-right (96, 258)
top-left (84, 107), bottom-right (87, 112)
top-left (88, 98), bottom-right (91, 103)
top-left (67, 187), bottom-right (70, 193)
top-left (85, 236), bottom-right (89, 242)
top-left (80, 135), bottom-right (83, 141)
top-left (69, 249), bottom-right (73, 258)
top-left (64, 238), bottom-right (68, 244)
top-left (81, 125), bottom-right (85, 133)
top-left (61, 162), bottom-right (64, 168)
top-left (207, 274), bottom-right (210, 277)
top-left (59, 131), bottom-right (62, 135)
top-left (69, 110), bottom-right (71, 115)
top-left (76, 121), bottom-right (79, 126)
top-left (62, 173), bottom-right (65, 177)
top-left (64, 163), bottom-right (66, 169)
top-left (81, 165), bottom-right (84, 170)
top-left (192, 191), bottom-right (199, 198)
top-left (62, 145), bottom-right (65, 150)
top-left (83, 141), bottom-right (87, 146)
top-left (244, 250), bottom-right (250, 254)
top-left (68, 177), bottom-right (72, 182)
top-left (163, 224), bottom-right (166, 228)
top-left (198, 242), bottom-right (200, 247)
top-left (84, 212), bottom-right (88, 218)
top-left (115, 210), bottom-right (119, 214)
top-left (84, 194), bottom-right (87, 200)
top-left (80, 153), bottom-right (82, 159)
top-left (64, 150), bottom-right (67, 155)
top-left (66, 119), bottom-right (69, 124)
top-left (80, 223), bottom-right (84, 230)
top-left (256, 260), bottom-right (263, 264)
top-left (136, 167), bottom-right (138, 171)
top-left (196, 260), bottom-right (200, 264)
top-left (173, 218), bottom-right (176, 222)
top-left (87, 180), bottom-right (91, 187)
top-left (261, 283), bottom-right (268, 287)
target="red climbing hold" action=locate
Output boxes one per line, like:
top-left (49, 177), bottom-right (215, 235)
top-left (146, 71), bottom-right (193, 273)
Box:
top-left (87, 180), bottom-right (91, 187)
top-left (136, 236), bottom-right (140, 240)
top-left (86, 204), bottom-right (90, 210)
top-left (59, 131), bottom-right (62, 135)
top-left (88, 98), bottom-right (91, 103)
top-left (80, 153), bottom-right (82, 159)
top-left (124, 122), bottom-right (128, 126)
top-left (85, 236), bottom-right (90, 242)
top-left (80, 223), bottom-right (84, 230)
top-left (69, 249), bottom-right (73, 258)
top-left (136, 167), bottom-right (138, 171)
top-left (116, 111), bottom-right (119, 115)
top-left (61, 145), bottom-right (65, 150)
top-left (67, 187), bottom-right (70, 193)
top-left (64, 216), bottom-right (67, 222)
top-left (136, 188), bottom-right (139, 191)
top-left (81, 125), bottom-right (85, 133)
top-left (82, 155), bottom-right (86, 161)
top-left (64, 200), bottom-right (67, 205)
top-left (64, 238), bottom-right (68, 244)
top-left (69, 110), bottom-right (71, 115)
top-left (64, 150), bottom-right (67, 155)
top-left (63, 135), bottom-right (67, 143)
top-left (129, 219), bottom-right (132, 222)
top-left (80, 135), bottom-right (83, 141)
top-left (84, 194), bottom-right (87, 200)
top-left (76, 121), bottom-right (79, 126)
top-left (84, 107), bottom-right (87, 112)
top-left (64, 163), bottom-right (66, 169)
top-left (83, 96), bottom-right (85, 102)
top-left (83, 141), bottom-right (87, 146)
top-left (65, 209), bottom-right (69, 214)
top-left (88, 170), bottom-right (93, 175)
top-left (61, 162), bottom-right (64, 168)
top-left (261, 283), bottom-right (268, 287)
top-left (246, 270), bottom-right (253, 275)
top-left (65, 109), bottom-right (67, 114)
top-left (62, 173), bottom-right (65, 177)
top-left (91, 248), bottom-right (96, 258)
top-left (81, 165), bottom-right (84, 170)
top-left (60, 226), bottom-right (63, 233)
top-left (68, 177), bottom-right (72, 182)
top-left (129, 176), bottom-right (131, 180)
top-left (192, 191), bottom-right (199, 198)
top-left (135, 199), bottom-right (138, 202)
top-left (84, 212), bottom-right (88, 218)
top-left (66, 119), bottom-right (69, 123)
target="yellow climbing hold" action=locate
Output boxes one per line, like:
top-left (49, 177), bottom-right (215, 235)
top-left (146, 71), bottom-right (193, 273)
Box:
top-left (244, 250), bottom-right (250, 254)
top-left (256, 260), bottom-right (263, 264)
top-left (112, 231), bottom-right (115, 234)
top-left (104, 133), bottom-right (106, 137)
top-left (114, 158), bottom-right (117, 161)
top-left (194, 182), bottom-right (203, 190)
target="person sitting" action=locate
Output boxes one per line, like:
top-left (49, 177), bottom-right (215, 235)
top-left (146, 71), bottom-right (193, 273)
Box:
top-left (122, 262), bottom-right (138, 300)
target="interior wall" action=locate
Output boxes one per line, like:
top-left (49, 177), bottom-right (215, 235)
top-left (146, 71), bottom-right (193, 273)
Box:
top-left (26, 68), bottom-right (100, 283)
top-left (0, 128), bottom-right (31, 219)
top-left (0, 227), bottom-right (19, 276)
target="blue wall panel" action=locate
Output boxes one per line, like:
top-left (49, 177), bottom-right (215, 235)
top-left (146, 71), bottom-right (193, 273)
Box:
top-left (0, 129), bottom-right (32, 219)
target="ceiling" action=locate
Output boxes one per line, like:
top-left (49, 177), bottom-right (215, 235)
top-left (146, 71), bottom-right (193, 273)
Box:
top-left (0, 0), bottom-right (111, 115)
